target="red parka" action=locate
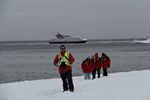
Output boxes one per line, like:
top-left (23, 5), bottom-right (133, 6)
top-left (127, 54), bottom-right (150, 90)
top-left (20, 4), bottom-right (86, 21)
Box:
top-left (81, 59), bottom-right (93, 73)
top-left (93, 58), bottom-right (101, 70)
top-left (101, 53), bottom-right (110, 69)
top-left (53, 51), bottom-right (75, 73)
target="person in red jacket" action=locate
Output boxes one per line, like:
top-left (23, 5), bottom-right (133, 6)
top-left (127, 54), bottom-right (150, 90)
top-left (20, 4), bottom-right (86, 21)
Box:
top-left (53, 45), bottom-right (75, 92)
top-left (92, 52), bottom-right (101, 79)
top-left (81, 57), bottom-right (93, 80)
top-left (101, 53), bottom-right (110, 76)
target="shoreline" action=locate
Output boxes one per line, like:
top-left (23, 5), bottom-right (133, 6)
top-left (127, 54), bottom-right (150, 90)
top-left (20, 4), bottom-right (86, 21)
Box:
top-left (1, 69), bottom-right (149, 84)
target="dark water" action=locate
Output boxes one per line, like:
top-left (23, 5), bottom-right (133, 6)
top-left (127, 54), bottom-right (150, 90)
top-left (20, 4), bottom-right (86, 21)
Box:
top-left (0, 39), bottom-right (150, 84)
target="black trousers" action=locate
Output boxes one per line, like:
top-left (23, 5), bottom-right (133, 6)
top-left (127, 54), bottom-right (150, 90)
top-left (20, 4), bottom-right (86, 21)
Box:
top-left (92, 69), bottom-right (101, 79)
top-left (60, 70), bottom-right (74, 92)
top-left (103, 68), bottom-right (108, 76)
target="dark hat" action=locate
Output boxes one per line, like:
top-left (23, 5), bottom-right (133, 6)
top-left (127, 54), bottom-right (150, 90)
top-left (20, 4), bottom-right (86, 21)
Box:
top-left (60, 45), bottom-right (66, 50)
top-left (102, 53), bottom-right (106, 56)
top-left (86, 57), bottom-right (91, 60)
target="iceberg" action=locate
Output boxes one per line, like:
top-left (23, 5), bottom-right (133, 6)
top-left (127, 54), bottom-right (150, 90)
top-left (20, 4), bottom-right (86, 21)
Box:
top-left (134, 38), bottom-right (150, 43)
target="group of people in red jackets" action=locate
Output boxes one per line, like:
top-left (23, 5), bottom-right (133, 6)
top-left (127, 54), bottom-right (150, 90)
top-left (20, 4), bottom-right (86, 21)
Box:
top-left (53, 45), bottom-right (110, 92)
top-left (81, 52), bottom-right (110, 80)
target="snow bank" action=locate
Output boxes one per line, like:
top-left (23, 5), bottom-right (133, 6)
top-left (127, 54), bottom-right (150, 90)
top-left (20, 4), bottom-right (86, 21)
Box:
top-left (0, 70), bottom-right (150, 100)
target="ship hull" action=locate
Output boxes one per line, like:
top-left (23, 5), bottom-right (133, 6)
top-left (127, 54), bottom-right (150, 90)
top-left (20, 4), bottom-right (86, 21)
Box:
top-left (49, 40), bottom-right (87, 44)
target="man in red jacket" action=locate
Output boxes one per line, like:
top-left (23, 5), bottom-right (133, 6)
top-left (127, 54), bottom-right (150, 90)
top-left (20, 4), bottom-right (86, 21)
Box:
top-left (101, 53), bottom-right (110, 76)
top-left (92, 52), bottom-right (101, 79)
top-left (53, 45), bottom-right (75, 92)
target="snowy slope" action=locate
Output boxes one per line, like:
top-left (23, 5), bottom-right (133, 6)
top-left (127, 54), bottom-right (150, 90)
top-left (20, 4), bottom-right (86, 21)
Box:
top-left (0, 70), bottom-right (150, 100)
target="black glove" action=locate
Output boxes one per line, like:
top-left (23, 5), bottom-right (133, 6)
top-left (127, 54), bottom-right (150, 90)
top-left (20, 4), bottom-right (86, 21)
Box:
top-left (60, 62), bottom-right (67, 68)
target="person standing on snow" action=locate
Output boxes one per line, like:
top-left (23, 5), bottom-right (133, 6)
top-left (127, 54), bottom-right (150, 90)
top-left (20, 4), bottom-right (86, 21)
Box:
top-left (81, 57), bottom-right (93, 80)
top-left (92, 52), bottom-right (101, 79)
top-left (53, 45), bottom-right (75, 92)
top-left (101, 53), bottom-right (110, 76)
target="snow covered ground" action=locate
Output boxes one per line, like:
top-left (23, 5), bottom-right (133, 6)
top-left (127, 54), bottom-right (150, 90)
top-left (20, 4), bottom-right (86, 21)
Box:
top-left (0, 70), bottom-right (150, 100)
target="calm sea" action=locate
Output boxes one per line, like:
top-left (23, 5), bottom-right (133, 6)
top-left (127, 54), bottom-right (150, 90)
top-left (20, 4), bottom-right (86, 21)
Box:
top-left (0, 39), bottom-right (150, 83)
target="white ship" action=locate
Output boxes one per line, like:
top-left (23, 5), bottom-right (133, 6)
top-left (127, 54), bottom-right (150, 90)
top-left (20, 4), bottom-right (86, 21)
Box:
top-left (49, 32), bottom-right (87, 44)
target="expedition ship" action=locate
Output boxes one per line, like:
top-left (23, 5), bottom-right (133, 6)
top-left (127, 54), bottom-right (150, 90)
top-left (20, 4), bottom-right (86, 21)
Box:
top-left (49, 32), bottom-right (87, 44)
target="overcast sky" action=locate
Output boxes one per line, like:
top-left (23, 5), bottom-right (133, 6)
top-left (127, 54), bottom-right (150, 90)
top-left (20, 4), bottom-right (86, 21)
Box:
top-left (0, 0), bottom-right (150, 41)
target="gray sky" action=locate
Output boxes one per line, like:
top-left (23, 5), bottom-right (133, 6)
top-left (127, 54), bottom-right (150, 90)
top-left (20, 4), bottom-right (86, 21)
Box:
top-left (0, 0), bottom-right (150, 41)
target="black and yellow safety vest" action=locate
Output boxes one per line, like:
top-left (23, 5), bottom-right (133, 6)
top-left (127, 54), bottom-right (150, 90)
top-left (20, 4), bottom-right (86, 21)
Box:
top-left (58, 52), bottom-right (72, 67)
